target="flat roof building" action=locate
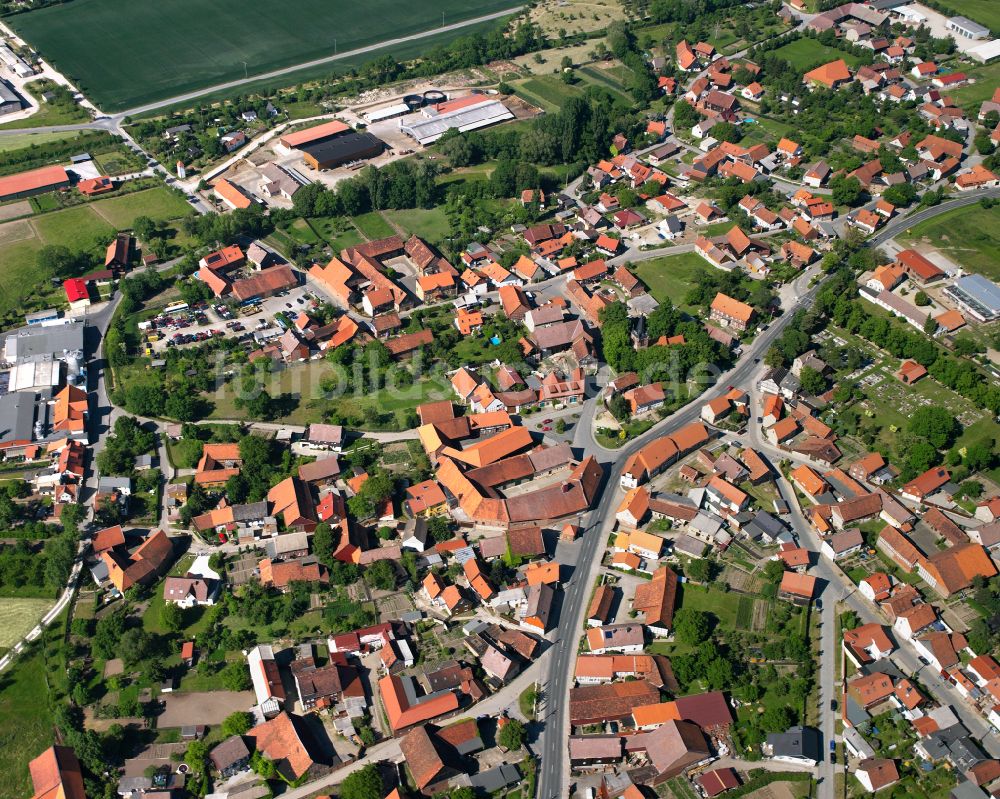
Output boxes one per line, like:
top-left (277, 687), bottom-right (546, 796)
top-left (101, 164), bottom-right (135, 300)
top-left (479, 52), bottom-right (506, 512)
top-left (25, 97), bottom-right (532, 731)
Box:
top-left (947, 16), bottom-right (990, 39)
top-left (944, 274), bottom-right (1000, 322)
top-left (300, 131), bottom-right (385, 170)
top-left (4, 322), bottom-right (86, 363)
top-left (401, 98), bottom-right (514, 145)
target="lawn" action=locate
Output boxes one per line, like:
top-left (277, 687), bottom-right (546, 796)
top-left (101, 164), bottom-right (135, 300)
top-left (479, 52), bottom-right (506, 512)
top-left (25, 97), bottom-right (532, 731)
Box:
top-left (633, 251), bottom-right (706, 308)
top-left (0, 130), bottom-right (82, 153)
top-left (207, 359), bottom-right (452, 427)
top-left (10, 0), bottom-right (518, 112)
top-left (771, 39), bottom-right (863, 71)
top-left (900, 203), bottom-right (1000, 281)
top-left (384, 207), bottom-right (451, 245)
top-left (676, 583), bottom-right (742, 629)
top-left (86, 187), bottom-right (194, 229)
top-left (947, 60), bottom-right (1000, 112)
top-left (0, 598), bottom-right (53, 649)
top-left (352, 210), bottom-right (397, 241)
top-left (0, 643), bottom-right (57, 799)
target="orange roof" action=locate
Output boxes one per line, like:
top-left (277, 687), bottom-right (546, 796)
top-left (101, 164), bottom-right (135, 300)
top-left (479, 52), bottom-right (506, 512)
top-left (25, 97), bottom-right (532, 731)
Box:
top-left (934, 309), bottom-right (965, 331)
top-left (440, 425), bottom-right (533, 468)
top-left (632, 701), bottom-right (682, 727)
top-left (0, 164), bottom-right (69, 200)
top-left (441, 584), bottom-right (464, 610)
top-left (777, 137), bottom-right (800, 154)
top-left (29, 747), bottom-right (86, 799)
top-left (617, 529), bottom-right (664, 557)
top-left (379, 673), bottom-right (460, 731)
top-left (780, 570), bottom-right (816, 598)
top-left (707, 475), bottom-right (748, 507)
top-left (770, 416), bottom-right (799, 441)
top-left (525, 561), bottom-right (560, 585)
top-left (213, 178), bottom-right (253, 209)
top-left (248, 711), bottom-right (317, 778)
top-left (790, 464), bottom-right (825, 496)
top-left (280, 119), bottom-right (350, 148)
top-left (804, 59), bottom-right (851, 88)
top-left (456, 308), bottom-right (483, 336)
top-left (710, 292), bottom-right (754, 323)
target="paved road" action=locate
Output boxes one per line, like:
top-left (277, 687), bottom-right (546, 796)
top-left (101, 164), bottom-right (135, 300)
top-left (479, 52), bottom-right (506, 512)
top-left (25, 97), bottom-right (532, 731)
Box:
top-left (537, 266), bottom-right (825, 799)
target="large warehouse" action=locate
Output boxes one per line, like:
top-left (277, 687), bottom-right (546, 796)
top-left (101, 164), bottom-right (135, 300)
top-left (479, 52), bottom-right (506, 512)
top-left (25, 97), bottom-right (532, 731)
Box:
top-left (300, 131), bottom-right (385, 170)
top-left (278, 118), bottom-right (351, 151)
top-left (0, 164), bottom-right (70, 202)
top-left (944, 274), bottom-right (1000, 322)
top-left (400, 94), bottom-right (514, 146)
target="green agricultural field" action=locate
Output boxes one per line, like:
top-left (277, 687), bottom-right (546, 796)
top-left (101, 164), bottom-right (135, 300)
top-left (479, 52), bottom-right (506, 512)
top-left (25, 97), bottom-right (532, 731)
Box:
top-left (513, 75), bottom-right (586, 112)
top-left (900, 203), bottom-right (1000, 281)
top-left (10, 0), bottom-right (519, 112)
top-left (0, 187), bottom-right (194, 318)
top-left (771, 39), bottom-right (863, 71)
top-left (0, 598), bottom-right (53, 649)
top-left (634, 251), bottom-right (707, 308)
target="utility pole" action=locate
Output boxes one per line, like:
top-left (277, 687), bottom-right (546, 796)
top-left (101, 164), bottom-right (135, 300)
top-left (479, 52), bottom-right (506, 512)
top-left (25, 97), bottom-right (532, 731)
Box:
top-left (334, 38), bottom-right (337, 54)
top-left (241, 61), bottom-right (248, 79)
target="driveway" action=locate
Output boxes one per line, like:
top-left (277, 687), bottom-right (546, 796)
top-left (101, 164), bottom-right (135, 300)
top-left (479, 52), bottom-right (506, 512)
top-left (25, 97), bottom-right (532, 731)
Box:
top-left (158, 690), bottom-right (255, 727)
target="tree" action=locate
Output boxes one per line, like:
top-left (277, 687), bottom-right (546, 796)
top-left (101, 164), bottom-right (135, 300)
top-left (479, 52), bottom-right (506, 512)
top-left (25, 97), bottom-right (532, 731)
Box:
top-left (133, 216), bottom-right (158, 241)
top-left (220, 661), bottom-right (253, 691)
top-left (673, 608), bottom-right (712, 645)
top-left (498, 718), bottom-right (526, 750)
top-left (221, 711), bottom-right (253, 737)
top-left (686, 558), bottom-right (712, 582)
top-left (160, 602), bottom-right (185, 633)
top-left (913, 291), bottom-right (930, 307)
top-left (365, 559), bottom-right (396, 591)
top-left (37, 244), bottom-right (80, 278)
top-left (761, 704), bottom-right (795, 732)
top-left (799, 366), bottom-right (826, 397)
top-left (340, 764), bottom-right (384, 799)
top-left (909, 406), bottom-right (960, 449)
top-left (830, 175), bottom-right (863, 207)
top-left (120, 628), bottom-right (155, 667)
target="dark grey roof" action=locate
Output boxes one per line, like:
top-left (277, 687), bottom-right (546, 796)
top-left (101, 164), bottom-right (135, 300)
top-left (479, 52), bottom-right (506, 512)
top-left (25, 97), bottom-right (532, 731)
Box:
top-left (469, 763), bottom-right (521, 792)
top-left (744, 510), bottom-right (785, 539)
top-left (767, 726), bottom-right (821, 763)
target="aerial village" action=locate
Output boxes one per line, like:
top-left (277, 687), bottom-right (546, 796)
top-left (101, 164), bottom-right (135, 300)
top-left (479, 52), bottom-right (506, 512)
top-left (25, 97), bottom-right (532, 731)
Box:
top-left (3, 1), bottom-right (1000, 799)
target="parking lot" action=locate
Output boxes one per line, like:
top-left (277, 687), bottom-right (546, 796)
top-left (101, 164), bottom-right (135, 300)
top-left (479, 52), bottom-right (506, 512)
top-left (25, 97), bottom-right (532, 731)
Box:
top-left (144, 282), bottom-right (319, 354)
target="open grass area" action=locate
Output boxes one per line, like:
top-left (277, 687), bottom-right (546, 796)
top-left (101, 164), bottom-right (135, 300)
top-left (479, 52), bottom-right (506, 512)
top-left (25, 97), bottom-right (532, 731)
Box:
top-left (900, 203), bottom-right (1000, 281)
top-left (771, 39), bottom-right (863, 71)
top-left (10, 0), bottom-right (518, 112)
top-left (352, 210), bottom-right (396, 241)
top-left (0, 187), bottom-right (194, 318)
top-left (0, 598), bottom-right (53, 649)
top-left (383, 207), bottom-right (451, 245)
top-left (0, 130), bottom-right (82, 153)
top-left (207, 359), bottom-right (452, 428)
top-left (0, 641), bottom-right (57, 798)
top-left (633, 251), bottom-right (706, 308)
top-left (512, 75), bottom-right (586, 112)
